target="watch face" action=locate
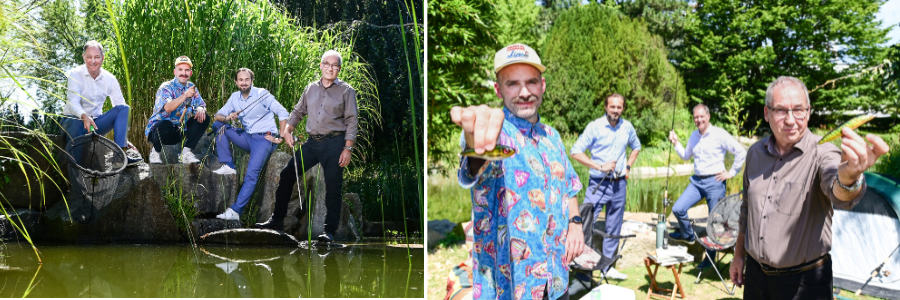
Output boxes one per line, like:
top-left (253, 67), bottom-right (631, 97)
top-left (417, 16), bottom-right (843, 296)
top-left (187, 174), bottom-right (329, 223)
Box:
top-left (571, 216), bottom-right (583, 224)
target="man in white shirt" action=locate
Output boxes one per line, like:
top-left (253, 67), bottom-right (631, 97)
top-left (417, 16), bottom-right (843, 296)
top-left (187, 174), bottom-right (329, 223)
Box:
top-left (667, 103), bottom-right (747, 268)
top-left (61, 40), bottom-right (142, 166)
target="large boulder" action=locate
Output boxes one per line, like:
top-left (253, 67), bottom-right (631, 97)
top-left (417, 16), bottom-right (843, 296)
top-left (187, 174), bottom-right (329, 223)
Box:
top-left (191, 218), bottom-right (242, 238)
top-left (42, 162), bottom-right (182, 242)
top-left (148, 163), bottom-right (239, 217)
top-left (335, 193), bottom-right (362, 241)
top-left (0, 209), bottom-right (43, 242)
top-left (291, 165), bottom-right (328, 239)
top-left (0, 132), bottom-right (67, 209)
top-left (254, 152), bottom-right (318, 226)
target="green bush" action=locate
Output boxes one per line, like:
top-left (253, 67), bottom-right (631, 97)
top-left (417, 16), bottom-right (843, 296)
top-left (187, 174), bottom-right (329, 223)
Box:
top-left (541, 4), bottom-right (687, 148)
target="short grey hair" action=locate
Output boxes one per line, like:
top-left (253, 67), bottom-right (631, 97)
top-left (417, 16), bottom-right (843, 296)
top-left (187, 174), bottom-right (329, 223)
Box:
top-left (692, 103), bottom-right (710, 115)
top-left (765, 76), bottom-right (810, 107)
top-left (83, 40), bottom-right (104, 56)
top-left (321, 50), bottom-right (342, 65)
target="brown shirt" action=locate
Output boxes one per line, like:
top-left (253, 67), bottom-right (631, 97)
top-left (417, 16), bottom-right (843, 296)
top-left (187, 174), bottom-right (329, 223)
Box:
top-left (287, 78), bottom-right (359, 141)
top-left (739, 129), bottom-right (865, 268)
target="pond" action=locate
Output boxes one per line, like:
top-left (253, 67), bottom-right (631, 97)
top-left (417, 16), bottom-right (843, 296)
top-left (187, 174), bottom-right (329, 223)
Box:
top-left (0, 240), bottom-right (424, 298)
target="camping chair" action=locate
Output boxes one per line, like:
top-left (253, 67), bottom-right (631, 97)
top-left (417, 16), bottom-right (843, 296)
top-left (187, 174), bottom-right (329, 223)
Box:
top-left (570, 202), bottom-right (636, 290)
top-left (688, 192), bottom-right (742, 295)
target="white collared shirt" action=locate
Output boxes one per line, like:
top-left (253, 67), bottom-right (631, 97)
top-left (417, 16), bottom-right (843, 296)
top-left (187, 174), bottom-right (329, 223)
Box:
top-left (63, 65), bottom-right (127, 119)
top-left (675, 125), bottom-right (747, 177)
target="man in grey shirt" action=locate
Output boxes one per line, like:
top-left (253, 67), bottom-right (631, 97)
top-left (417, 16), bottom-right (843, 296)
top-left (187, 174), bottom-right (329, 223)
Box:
top-left (731, 76), bottom-right (890, 299)
top-left (255, 50), bottom-right (358, 243)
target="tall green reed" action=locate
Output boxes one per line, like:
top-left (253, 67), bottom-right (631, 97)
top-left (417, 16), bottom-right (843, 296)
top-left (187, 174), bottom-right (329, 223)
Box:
top-left (397, 0), bottom-right (424, 233)
top-left (97, 0), bottom-right (380, 159)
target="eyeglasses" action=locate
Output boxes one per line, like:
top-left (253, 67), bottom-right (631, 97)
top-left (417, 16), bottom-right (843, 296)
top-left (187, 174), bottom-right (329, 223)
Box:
top-left (321, 62), bottom-right (341, 70)
top-left (767, 106), bottom-right (810, 120)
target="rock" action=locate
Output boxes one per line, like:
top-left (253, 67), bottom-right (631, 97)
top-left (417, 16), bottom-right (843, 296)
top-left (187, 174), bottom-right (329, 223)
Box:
top-left (42, 162), bottom-right (182, 242)
top-left (199, 228), bottom-right (300, 245)
top-left (427, 219), bottom-right (457, 248)
top-left (0, 209), bottom-right (42, 242)
top-left (252, 152), bottom-right (317, 232)
top-left (148, 163), bottom-right (239, 217)
top-left (0, 132), bottom-right (67, 209)
top-left (335, 193), bottom-right (362, 241)
top-left (292, 165), bottom-right (328, 238)
top-left (191, 218), bottom-right (243, 238)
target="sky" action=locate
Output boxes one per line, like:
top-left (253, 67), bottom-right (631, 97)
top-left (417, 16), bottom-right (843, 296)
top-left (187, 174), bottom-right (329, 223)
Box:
top-left (877, 0), bottom-right (900, 45)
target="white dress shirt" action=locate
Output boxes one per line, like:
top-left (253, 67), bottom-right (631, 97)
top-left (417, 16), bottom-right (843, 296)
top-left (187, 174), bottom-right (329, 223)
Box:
top-left (63, 65), bottom-right (127, 119)
top-left (675, 125), bottom-right (747, 177)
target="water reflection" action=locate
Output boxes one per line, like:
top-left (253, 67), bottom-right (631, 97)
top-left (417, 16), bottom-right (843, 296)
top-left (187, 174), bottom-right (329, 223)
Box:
top-left (0, 241), bottom-right (424, 297)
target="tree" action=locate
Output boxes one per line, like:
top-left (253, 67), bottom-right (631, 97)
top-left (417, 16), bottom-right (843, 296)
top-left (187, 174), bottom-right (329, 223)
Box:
top-left (427, 0), bottom-right (498, 166)
top-left (494, 0), bottom-right (542, 49)
top-left (680, 0), bottom-right (890, 126)
top-left (542, 4), bottom-right (686, 147)
top-left (616, 0), bottom-right (690, 62)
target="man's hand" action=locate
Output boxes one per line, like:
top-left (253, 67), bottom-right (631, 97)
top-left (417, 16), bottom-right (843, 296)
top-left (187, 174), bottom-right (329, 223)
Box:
top-left (450, 105), bottom-right (504, 154)
top-left (565, 222), bottom-right (585, 264)
top-left (668, 130), bottom-right (679, 145)
top-left (599, 160), bottom-right (617, 173)
top-left (281, 127), bottom-right (295, 148)
top-left (80, 113), bottom-right (97, 131)
top-left (183, 86), bottom-right (196, 99)
top-left (730, 255), bottom-right (745, 288)
top-left (715, 171), bottom-right (733, 182)
top-left (264, 133), bottom-right (282, 144)
top-left (226, 112), bottom-right (239, 121)
top-left (339, 149), bottom-right (351, 167)
top-left (194, 108), bottom-right (206, 123)
top-left (838, 127), bottom-right (890, 185)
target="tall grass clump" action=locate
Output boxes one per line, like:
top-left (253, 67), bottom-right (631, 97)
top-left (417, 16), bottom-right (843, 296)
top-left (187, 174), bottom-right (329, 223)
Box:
top-left (0, 0), bottom-right (73, 263)
top-left (95, 0), bottom-right (380, 160)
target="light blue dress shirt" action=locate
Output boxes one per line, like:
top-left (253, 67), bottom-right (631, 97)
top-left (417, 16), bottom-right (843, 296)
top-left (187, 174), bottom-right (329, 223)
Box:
top-left (216, 87), bottom-right (290, 134)
top-left (674, 125), bottom-right (747, 177)
top-left (570, 115), bottom-right (641, 178)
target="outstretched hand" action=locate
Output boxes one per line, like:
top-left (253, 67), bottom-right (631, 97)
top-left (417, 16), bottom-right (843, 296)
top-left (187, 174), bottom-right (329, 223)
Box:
top-left (837, 127), bottom-right (890, 185)
top-left (450, 105), bottom-right (504, 154)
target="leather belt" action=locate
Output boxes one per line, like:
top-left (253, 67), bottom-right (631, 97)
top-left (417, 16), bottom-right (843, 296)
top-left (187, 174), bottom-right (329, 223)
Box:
top-left (695, 174), bottom-right (716, 179)
top-left (756, 254), bottom-right (829, 276)
top-left (308, 131), bottom-right (344, 142)
top-left (594, 176), bottom-right (625, 182)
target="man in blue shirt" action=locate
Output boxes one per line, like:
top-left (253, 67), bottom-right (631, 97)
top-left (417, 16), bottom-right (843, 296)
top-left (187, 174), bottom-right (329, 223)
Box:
top-left (667, 104), bottom-right (746, 268)
top-left (569, 94), bottom-right (641, 280)
top-left (211, 68), bottom-right (290, 220)
top-left (145, 56), bottom-right (210, 164)
top-left (450, 43), bottom-right (585, 300)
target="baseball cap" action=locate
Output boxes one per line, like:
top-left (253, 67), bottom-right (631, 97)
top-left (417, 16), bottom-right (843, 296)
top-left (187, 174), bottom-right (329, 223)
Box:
top-left (174, 56), bottom-right (193, 67)
top-left (493, 43), bottom-right (545, 74)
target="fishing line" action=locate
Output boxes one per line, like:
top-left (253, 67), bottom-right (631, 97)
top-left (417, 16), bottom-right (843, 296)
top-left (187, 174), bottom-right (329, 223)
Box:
top-left (855, 242), bottom-right (900, 295)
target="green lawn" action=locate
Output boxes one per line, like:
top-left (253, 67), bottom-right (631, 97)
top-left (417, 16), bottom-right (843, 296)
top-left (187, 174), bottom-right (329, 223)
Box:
top-left (427, 243), bottom-right (886, 300)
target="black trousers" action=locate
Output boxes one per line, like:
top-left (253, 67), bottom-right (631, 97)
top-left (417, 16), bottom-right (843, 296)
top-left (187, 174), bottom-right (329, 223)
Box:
top-left (147, 115), bottom-right (210, 152)
top-left (273, 135), bottom-right (345, 234)
top-left (744, 255), bottom-right (833, 300)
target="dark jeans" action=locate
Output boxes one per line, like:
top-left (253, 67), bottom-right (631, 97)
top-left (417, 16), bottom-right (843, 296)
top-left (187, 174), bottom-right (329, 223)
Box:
top-left (744, 255), bottom-right (833, 300)
top-left (273, 134), bottom-right (345, 234)
top-left (146, 115), bottom-right (210, 152)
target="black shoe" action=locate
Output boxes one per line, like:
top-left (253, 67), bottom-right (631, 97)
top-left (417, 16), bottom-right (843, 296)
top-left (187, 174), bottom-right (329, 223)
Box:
top-left (254, 216), bottom-right (284, 230)
top-left (317, 232), bottom-right (334, 243)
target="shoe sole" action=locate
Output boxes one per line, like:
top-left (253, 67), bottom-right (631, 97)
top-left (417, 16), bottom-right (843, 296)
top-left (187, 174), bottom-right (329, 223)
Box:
top-left (670, 238), bottom-right (695, 245)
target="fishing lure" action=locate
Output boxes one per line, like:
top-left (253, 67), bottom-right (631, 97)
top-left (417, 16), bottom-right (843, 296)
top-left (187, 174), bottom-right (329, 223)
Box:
top-left (818, 114), bottom-right (876, 145)
top-left (460, 145), bottom-right (516, 160)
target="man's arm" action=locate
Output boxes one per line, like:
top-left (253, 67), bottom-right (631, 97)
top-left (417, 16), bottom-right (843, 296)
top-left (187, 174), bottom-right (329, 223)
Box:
top-left (343, 88), bottom-right (359, 143)
top-left (829, 127), bottom-right (890, 202)
top-left (726, 134), bottom-right (748, 177)
top-left (108, 76), bottom-right (127, 108)
top-left (626, 149), bottom-right (640, 170)
top-left (162, 86), bottom-right (194, 113)
top-left (564, 196), bottom-right (584, 264)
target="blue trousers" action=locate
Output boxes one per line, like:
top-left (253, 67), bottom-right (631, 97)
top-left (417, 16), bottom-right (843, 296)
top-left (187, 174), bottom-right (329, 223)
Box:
top-left (61, 105), bottom-right (130, 147)
top-left (584, 177), bottom-right (627, 269)
top-left (672, 175), bottom-right (725, 259)
top-left (213, 121), bottom-right (277, 214)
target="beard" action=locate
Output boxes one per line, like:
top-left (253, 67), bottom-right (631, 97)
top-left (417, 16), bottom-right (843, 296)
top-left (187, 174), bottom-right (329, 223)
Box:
top-left (240, 85), bottom-right (251, 94)
top-left (503, 94), bottom-right (541, 122)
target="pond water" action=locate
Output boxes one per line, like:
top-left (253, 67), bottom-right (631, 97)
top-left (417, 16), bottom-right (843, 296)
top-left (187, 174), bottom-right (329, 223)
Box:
top-left (0, 240), bottom-right (424, 298)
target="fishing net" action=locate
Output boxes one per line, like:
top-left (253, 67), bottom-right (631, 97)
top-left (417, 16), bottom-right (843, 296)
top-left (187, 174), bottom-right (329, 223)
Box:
top-left (698, 192), bottom-right (742, 249)
top-left (64, 132), bottom-right (127, 213)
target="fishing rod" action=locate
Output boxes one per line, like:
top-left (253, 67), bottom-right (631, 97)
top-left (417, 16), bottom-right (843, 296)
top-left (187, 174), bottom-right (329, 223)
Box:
top-left (657, 79), bottom-right (679, 249)
top-left (856, 242), bottom-right (900, 296)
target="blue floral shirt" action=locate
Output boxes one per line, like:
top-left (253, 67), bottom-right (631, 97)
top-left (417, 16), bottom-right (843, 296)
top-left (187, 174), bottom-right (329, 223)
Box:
top-left (458, 108), bottom-right (582, 300)
top-left (145, 79), bottom-right (206, 136)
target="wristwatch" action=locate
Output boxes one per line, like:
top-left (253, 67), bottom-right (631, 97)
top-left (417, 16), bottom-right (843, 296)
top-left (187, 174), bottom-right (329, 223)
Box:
top-left (626, 165), bottom-right (631, 171)
top-left (569, 216), bottom-right (583, 225)
top-left (344, 146), bottom-right (354, 152)
top-left (836, 175), bottom-right (864, 193)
